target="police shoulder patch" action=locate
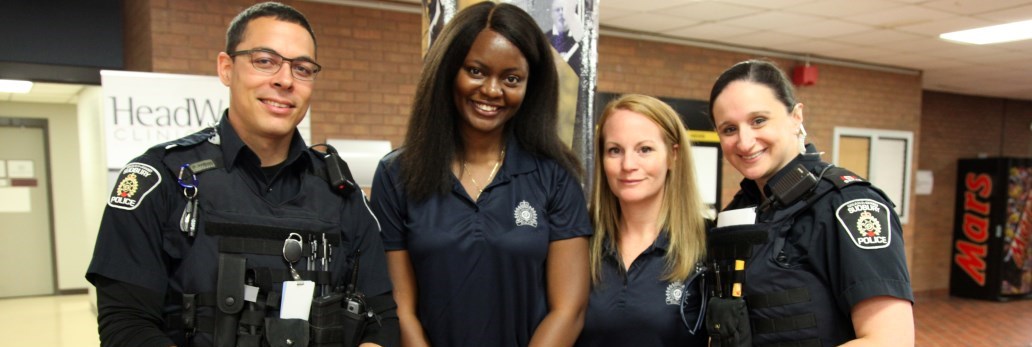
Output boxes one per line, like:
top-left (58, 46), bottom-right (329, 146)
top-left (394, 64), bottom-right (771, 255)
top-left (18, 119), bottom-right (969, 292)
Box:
top-left (108, 162), bottom-right (162, 210)
top-left (835, 198), bottom-right (891, 249)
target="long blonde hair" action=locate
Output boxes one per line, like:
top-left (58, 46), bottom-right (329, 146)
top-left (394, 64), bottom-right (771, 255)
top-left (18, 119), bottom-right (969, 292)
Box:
top-left (589, 94), bottom-right (708, 284)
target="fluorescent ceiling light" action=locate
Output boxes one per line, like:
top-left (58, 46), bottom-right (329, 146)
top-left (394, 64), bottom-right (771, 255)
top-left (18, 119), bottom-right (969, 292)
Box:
top-left (940, 19), bottom-right (1032, 45)
top-left (0, 79), bottom-right (33, 93)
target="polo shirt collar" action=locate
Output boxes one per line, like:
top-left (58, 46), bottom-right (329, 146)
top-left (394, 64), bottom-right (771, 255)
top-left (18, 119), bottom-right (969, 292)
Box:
top-left (497, 133), bottom-right (538, 178)
top-left (217, 110), bottom-right (310, 171)
top-left (602, 229), bottom-right (671, 260)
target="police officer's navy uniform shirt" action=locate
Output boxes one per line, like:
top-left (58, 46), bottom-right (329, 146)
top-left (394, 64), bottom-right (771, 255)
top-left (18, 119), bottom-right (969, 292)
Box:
top-left (371, 136), bottom-right (593, 347)
top-left (87, 112), bottom-right (393, 346)
top-left (576, 232), bottom-right (707, 347)
top-left (88, 113), bottom-right (310, 292)
top-left (723, 144), bottom-right (913, 345)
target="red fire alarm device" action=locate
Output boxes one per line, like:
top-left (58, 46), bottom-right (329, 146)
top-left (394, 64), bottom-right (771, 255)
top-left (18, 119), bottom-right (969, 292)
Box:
top-left (792, 64), bottom-right (818, 86)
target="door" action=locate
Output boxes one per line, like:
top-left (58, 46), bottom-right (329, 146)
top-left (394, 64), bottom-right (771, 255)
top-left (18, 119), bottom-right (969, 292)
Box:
top-left (0, 120), bottom-right (55, 297)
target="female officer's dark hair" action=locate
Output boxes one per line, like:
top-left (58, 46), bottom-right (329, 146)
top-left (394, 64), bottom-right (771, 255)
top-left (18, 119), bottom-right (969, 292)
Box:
top-left (708, 59), bottom-right (796, 122)
top-left (399, 2), bottom-right (581, 202)
top-left (225, 2), bottom-right (317, 54)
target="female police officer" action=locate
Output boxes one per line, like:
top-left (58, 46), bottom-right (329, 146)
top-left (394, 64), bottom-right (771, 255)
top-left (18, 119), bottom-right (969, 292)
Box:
top-left (707, 59), bottom-right (914, 346)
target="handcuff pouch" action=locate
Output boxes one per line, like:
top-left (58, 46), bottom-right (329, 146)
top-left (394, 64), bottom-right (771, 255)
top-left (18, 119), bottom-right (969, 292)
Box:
top-left (265, 318), bottom-right (311, 347)
top-left (214, 254), bottom-right (246, 347)
top-left (706, 296), bottom-right (753, 347)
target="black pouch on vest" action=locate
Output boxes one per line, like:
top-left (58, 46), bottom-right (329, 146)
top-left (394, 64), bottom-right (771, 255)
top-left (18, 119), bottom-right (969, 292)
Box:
top-left (265, 318), bottom-right (310, 347)
top-left (310, 293), bottom-right (345, 345)
top-left (340, 299), bottom-right (368, 347)
top-left (706, 297), bottom-right (752, 347)
top-left (215, 254), bottom-right (246, 347)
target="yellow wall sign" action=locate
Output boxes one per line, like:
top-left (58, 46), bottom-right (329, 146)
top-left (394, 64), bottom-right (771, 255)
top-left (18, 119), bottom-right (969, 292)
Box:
top-left (689, 130), bottom-right (719, 143)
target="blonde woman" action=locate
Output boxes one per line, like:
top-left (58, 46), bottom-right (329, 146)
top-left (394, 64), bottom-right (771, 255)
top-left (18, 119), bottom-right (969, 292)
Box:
top-left (576, 94), bottom-right (709, 346)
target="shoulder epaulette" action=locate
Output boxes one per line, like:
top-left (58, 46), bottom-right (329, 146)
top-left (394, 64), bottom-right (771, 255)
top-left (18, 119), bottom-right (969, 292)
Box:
top-left (146, 126), bottom-right (218, 155)
top-left (820, 166), bottom-right (871, 190)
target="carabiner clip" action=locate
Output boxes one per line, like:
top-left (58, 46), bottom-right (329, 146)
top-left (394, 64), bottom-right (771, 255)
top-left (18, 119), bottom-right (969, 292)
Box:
top-left (177, 163), bottom-right (199, 198)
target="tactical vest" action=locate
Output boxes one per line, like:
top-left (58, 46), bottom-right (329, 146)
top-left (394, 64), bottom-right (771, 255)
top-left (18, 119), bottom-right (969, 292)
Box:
top-left (150, 127), bottom-right (358, 347)
top-left (741, 165), bottom-right (891, 347)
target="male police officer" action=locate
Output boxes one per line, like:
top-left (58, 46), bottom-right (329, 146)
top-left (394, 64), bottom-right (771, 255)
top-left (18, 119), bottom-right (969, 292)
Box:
top-left (87, 2), bottom-right (397, 346)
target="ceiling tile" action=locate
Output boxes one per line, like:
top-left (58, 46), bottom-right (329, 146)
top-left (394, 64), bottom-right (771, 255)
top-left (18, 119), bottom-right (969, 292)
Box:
top-left (955, 50), bottom-right (1032, 64)
top-left (605, 13), bottom-right (700, 32)
top-left (871, 53), bottom-right (968, 70)
top-left (895, 16), bottom-right (994, 36)
top-left (877, 37), bottom-right (966, 53)
top-left (921, 0), bottom-right (1032, 15)
top-left (662, 2), bottom-right (765, 21)
top-left (994, 39), bottom-right (1032, 52)
top-left (814, 45), bottom-right (899, 61)
top-left (780, 39), bottom-right (858, 56)
top-left (783, 0), bottom-right (905, 18)
top-left (716, 0), bottom-right (819, 10)
top-left (601, 0), bottom-right (702, 12)
top-left (844, 5), bottom-right (955, 28)
top-left (719, 11), bottom-right (826, 30)
top-left (770, 19), bottom-right (872, 38)
top-left (664, 22), bottom-right (755, 41)
top-left (975, 4), bottom-right (1032, 21)
top-left (922, 44), bottom-right (1011, 60)
top-left (722, 31), bottom-right (809, 50)
top-left (828, 29), bottom-right (925, 45)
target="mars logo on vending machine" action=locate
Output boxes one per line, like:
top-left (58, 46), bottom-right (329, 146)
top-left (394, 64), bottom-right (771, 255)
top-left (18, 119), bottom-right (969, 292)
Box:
top-left (954, 172), bottom-right (991, 286)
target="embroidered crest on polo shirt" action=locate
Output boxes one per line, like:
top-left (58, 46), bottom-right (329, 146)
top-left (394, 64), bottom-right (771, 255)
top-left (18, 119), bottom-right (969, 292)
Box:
top-left (108, 162), bottom-right (162, 211)
top-left (835, 198), bottom-right (891, 249)
top-left (665, 282), bottom-right (685, 305)
top-left (514, 200), bottom-right (538, 227)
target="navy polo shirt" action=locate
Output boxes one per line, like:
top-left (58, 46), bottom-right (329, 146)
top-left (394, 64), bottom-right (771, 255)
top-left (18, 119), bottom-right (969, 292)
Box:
top-left (370, 137), bottom-right (592, 347)
top-left (576, 232), bottom-right (707, 347)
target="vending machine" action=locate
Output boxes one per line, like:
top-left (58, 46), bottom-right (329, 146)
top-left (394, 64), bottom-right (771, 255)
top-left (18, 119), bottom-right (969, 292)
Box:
top-left (951, 158), bottom-right (1032, 301)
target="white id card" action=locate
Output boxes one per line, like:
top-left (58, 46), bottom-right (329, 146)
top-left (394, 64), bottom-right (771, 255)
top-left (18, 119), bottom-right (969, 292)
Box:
top-left (280, 280), bottom-right (315, 320)
top-left (716, 207), bottom-right (757, 227)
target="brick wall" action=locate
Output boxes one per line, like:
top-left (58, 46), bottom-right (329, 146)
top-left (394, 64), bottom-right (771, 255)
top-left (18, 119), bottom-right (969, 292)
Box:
top-left (123, 0), bottom-right (153, 71)
top-left (916, 91), bottom-right (1032, 292)
top-left (128, 2), bottom-right (1032, 295)
top-left (133, 0), bottom-right (421, 147)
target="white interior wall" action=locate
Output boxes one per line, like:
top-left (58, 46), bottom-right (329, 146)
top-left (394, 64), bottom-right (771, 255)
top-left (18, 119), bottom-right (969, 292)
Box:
top-left (0, 100), bottom-right (93, 291)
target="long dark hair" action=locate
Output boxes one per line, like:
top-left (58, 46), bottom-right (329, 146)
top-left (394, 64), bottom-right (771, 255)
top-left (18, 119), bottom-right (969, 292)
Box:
top-left (399, 2), bottom-right (582, 202)
top-left (708, 59), bottom-right (796, 123)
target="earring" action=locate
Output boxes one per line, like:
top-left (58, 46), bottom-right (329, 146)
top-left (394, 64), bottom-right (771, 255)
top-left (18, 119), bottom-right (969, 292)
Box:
top-left (797, 125), bottom-right (808, 154)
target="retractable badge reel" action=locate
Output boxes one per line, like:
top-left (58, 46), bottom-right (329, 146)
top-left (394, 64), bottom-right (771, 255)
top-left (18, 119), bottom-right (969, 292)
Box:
top-left (281, 233), bottom-right (315, 320)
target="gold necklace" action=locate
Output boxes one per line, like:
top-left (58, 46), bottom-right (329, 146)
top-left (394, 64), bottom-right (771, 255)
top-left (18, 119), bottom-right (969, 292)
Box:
top-left (463, 147), bottom-right (505, 199)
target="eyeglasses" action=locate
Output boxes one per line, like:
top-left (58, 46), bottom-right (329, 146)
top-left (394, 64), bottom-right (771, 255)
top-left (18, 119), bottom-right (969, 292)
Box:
top-left (680, 263), bottom-right (708, 335)
top-left (228, 48), bottom-right (322, 81)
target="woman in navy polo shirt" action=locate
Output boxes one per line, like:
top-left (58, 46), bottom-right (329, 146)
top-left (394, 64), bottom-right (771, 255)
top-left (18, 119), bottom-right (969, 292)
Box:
top-left (370, 2), bottom-right (592, 346)
top-left (576, 94), bottom-right (709, 346)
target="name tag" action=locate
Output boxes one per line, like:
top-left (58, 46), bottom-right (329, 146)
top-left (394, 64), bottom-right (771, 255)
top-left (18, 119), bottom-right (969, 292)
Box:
top-left (280, 280), bottom-right (315, 320)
